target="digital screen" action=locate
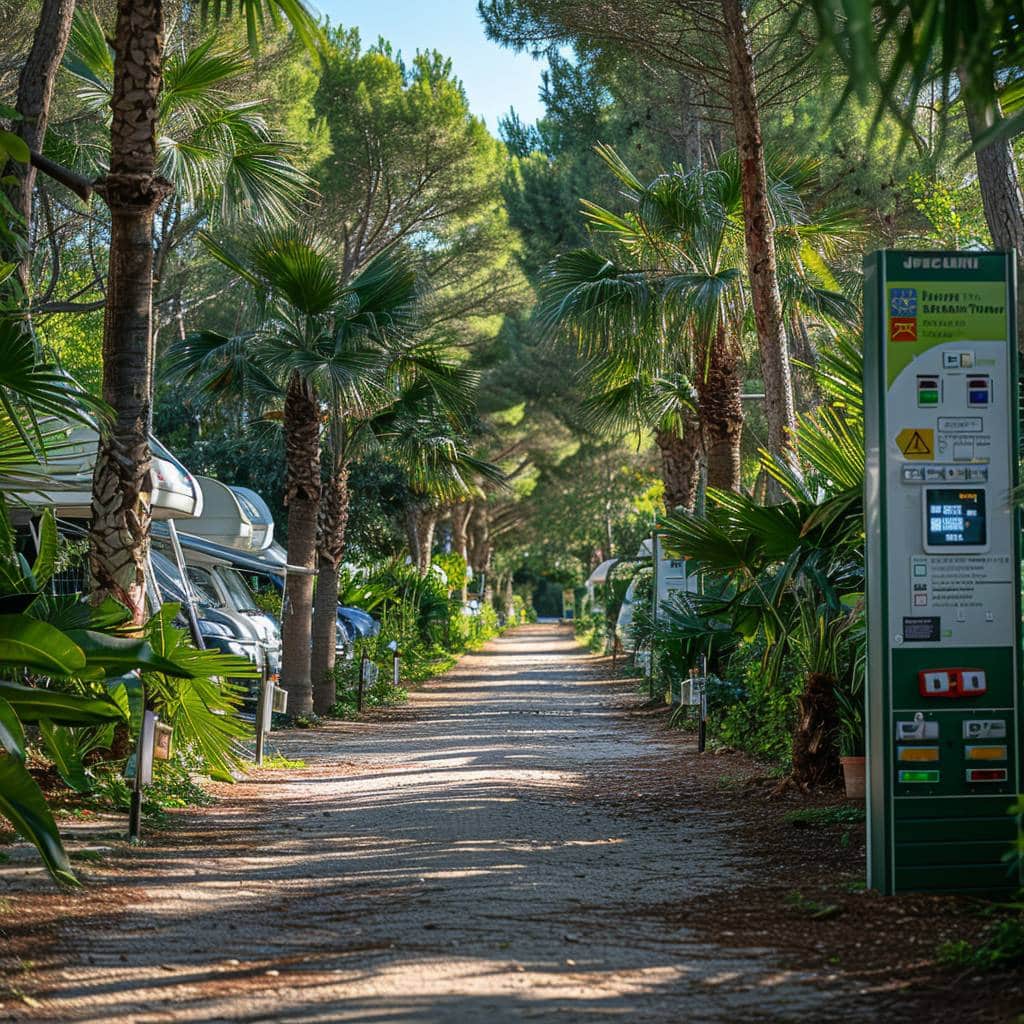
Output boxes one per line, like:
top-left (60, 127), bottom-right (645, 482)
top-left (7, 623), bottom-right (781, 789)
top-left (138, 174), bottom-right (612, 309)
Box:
top-left (925, 488), bottom-right (986, 546)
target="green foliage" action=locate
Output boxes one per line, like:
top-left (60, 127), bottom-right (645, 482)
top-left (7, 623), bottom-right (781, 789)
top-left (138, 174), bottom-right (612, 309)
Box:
top-left (711, 652), bottom-right (801, 766)
top-left (433, 552), bottom-right (469, 593)
top-left (784, 805), bottom-right (866, 827)
top-left (142, 604), bottom-right (256, 783)
top-left (936, 916), bottom-right (1024, 972)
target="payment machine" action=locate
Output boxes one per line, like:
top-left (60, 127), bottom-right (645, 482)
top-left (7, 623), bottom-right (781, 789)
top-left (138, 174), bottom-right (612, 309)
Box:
top-left (864, 250), bottom-right (1022, 894)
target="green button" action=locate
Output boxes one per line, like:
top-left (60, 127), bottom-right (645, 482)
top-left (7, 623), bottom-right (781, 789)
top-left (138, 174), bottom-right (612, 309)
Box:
top-left (918, 388), bottom-right (939, 405)
top-left (898, 769), bottom-right (940, 783)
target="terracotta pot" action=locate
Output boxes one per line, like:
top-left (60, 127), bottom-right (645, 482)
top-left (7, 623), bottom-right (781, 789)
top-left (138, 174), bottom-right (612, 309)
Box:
top-left (840, 755), bottom-right (866, 800)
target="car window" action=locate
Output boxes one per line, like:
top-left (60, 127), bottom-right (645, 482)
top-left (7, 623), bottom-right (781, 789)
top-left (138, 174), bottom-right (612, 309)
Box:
top-left (186, 566), bottom-right (223, 607)
top-left (218, 568), bottom-right (259, 613)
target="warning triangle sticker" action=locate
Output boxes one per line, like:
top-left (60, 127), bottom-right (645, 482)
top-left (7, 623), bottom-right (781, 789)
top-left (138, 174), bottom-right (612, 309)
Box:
top-left (895, 427), bottom-right (934, 460)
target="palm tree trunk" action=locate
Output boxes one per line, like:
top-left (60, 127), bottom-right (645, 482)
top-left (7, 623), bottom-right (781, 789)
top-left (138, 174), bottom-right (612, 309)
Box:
top-left (721, 0), bottom-right (798, 469)
top-left (958, 69), bottom-right (1024, 352)
top-left (654, 418), bottom-right (701, 512)
top-left (7, 0), bottom-right (75, 293)
top-left (416, 509), bottom-right (437, 573)
top-left (311, 461), bottom-right (349, 715)
top-left (280, 372), bottom-right (320, 716)
top-left (89, 0), bottom-right (172, 624)
top-left (791, 671), bottom-right (842, 790)
top-left (450, 502), bottom-right (473, 601)
top-left (697, 327), bottom-right (744, 492)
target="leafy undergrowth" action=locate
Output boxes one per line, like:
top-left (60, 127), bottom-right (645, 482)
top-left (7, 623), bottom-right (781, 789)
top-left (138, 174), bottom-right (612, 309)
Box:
top-left (29, 751), bottom-right (217, 829)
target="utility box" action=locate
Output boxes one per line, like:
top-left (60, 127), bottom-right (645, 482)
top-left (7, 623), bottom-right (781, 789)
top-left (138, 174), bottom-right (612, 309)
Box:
top-left (864, 249), bottom-right (1022, 895)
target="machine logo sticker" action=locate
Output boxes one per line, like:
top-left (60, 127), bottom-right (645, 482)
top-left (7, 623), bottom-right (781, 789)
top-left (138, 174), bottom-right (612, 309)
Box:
top-left (890, 317), bottom-right (918, 341)
top-left (890, 287), bottom-right (917, 316)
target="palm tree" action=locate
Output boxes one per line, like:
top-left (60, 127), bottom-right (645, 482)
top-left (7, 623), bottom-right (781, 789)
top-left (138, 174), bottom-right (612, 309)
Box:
top-left (18, 2), bottom-right (321, 623)
top-left (657, 334), bottom-right (865, 789)
top-left (40, 11), bottom-right (315, 622)
top-left (576, 355), bottom-right (701, 512)
top-left (309, 338), bottom-right (482, 710)
top-left (166, 234), bottom-right (421, 715)
top-left (540, 146), bottom-right (855, 501)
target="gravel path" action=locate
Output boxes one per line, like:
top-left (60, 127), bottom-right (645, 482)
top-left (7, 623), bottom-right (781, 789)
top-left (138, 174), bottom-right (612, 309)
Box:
top-left (13, 623), bottom-right (878, 1022)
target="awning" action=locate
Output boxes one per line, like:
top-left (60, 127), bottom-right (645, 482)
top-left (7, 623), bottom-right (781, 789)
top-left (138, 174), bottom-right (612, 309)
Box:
top-left (151, 523), bottom-right (314, 576)
top-left (585, 559), bottom-right (620, 587)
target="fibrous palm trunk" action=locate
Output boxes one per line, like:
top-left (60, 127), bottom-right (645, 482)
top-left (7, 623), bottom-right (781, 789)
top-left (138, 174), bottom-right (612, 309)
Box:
top-left (89, 0), bottom-right (172, 623)
top-left (654, 418), bottom-right (701, 513)
top-left (959, 70), bottom-right (1024, 352)
top-left (790, 671), bottom-right (841, 790)
top-left (697, 327), bottom-right (744, 492)
top-left (280, 372), bottom-right (320, 716)
top-left (721, 0), bottom-right (798, 470)
top-left (8, 0), bottom-right (75, 293)
top-left (311, 460), bottom-right (349, 715)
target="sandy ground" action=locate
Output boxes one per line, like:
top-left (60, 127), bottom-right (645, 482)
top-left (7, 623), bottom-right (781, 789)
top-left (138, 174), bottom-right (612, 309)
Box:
top-left (2, 624), bottom-right (895, 1022)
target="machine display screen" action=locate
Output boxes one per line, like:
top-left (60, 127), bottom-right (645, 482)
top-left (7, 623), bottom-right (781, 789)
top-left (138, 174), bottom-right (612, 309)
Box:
top-left (925, 488), bottom-right (986, 546)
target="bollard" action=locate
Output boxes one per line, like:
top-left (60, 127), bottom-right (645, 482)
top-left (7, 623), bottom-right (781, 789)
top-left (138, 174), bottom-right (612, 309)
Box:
top-left (388, 639), bottom-right (399, 688)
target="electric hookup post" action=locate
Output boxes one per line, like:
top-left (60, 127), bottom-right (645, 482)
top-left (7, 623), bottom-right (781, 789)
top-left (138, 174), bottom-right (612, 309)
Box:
top-left (864, 250), bottom-right (1023, 895)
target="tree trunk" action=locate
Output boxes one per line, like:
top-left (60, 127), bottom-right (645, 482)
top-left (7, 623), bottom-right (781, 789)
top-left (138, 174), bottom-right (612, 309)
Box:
top-left (721, 0), bottom-right (798, 469)
top-left (450, 502), bottom-right (473, 601)
top-left (6, 0), bottom-right (76, 294)
top-left (416, 508), bottom-right (437, 573)
top-left (654, 420), bottom-right (701, 512)
top-left (279, 372), bottom-right (320, 716)
top-left (405, 506), bottom-right (421, 570)
top-left (697, 326), bottom-right (744, 492)
top-left (959, 69), bottom-right (1024, 353)
top-left (311, 461), bottom-right (349, 715)
top-left (791, 671), bottom-right (842, 790)
top-left (89, 0), bottom-right (172, 624)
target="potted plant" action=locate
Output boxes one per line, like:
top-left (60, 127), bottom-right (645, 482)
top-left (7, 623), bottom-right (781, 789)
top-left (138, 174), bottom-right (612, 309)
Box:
top-left (835, 686), bottom-right (866, 799)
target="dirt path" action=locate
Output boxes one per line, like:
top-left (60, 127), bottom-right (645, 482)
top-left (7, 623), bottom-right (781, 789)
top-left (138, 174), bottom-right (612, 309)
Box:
top-left (7, 624), bottom-right (887, 1022)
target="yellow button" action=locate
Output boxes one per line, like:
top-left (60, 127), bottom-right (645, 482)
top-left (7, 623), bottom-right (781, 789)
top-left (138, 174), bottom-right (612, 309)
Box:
top-left (965, 745), bottom-right (1007, 761)
top-left (897, 745), bottom-right (940, 762)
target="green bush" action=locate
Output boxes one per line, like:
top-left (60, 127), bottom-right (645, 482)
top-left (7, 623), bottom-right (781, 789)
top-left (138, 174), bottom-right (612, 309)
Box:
top-left (710, 643), bottom-right (802, 765)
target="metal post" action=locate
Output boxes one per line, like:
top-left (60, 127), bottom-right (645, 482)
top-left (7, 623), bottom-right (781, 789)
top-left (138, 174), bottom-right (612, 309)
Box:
top-left (358, 652), bottom-right (368, 712)
top-left (128, 755), bottom-right (143, 843)
top-left (255, 676), bottom-right (266, 767)
top-left (166, 518), bottom-right (205, 649)
top-left (393, 649), bottom-right (400, 688)
top-left (697, 655), bottom-right (708, 754)
top-left (128, 684), bottom-right (147, 843)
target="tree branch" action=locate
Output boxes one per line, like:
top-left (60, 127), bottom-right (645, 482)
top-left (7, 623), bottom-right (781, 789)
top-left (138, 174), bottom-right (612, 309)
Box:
top-left (30, 149), bottom-right (93, 202)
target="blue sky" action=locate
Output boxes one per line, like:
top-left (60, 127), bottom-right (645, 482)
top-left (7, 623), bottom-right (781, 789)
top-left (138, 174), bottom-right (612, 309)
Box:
top-left (315, 0), bottom-right (548, 133)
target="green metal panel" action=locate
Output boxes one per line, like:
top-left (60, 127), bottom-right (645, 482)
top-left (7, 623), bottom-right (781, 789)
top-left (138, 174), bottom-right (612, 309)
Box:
top-left (864, 249), bottom-right (1023, 895)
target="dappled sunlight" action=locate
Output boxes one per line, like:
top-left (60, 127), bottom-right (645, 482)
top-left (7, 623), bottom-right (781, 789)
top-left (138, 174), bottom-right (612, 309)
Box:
top-left (21, 625), bottom-right (862, 1022)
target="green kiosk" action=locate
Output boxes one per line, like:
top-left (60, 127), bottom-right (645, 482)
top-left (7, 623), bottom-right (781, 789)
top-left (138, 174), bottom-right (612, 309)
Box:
top-left (864, 250), bottom-right (1023, 895)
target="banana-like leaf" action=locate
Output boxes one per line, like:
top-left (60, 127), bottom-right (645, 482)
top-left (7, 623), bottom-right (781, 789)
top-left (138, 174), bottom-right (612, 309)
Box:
top-left (38, 720), bottom-right (92, 793)
top-left (0, 753), bottom-right (78, 886)
top-left (30, 508), bottom-right (58, 588)
top-left (0, 695), bottom-right (25, 758)
top-left (0, 680), bottom-right (127, 725)
top-left (65, 630), bottom-right (198, 678)
top-left (106, 672), bottom-right (143, 735)
top-left (0, 614), bottom-right (87, 674)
